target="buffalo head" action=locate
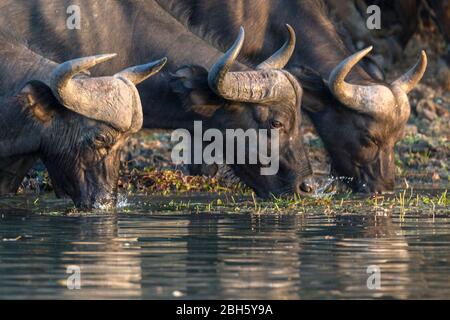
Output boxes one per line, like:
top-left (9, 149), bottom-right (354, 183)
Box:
top-left (18, 54), bottom-right (167, 209)
top-left (171, 26), bottom-right (313, 198)
top-left (294, 47), bottom-right (427, 193)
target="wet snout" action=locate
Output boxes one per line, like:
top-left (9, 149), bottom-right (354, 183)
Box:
top-left (282, 146), bottom-right (315, 196)
top-left (354, 178), bottom-right (395, 194)
top-left (354, 168), bottom-right (395, 194)
top-left (72, 173), bottom-right (119, 210)
top-left (298, 178), bottom-right (315, 194)
top-left (74, 190), bottom-right (117, 210)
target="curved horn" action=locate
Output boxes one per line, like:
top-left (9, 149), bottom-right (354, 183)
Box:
top-left (257, 24), bottom-right (296, 70)
top-left (115, 57), bottom-right (168, 85)
top-left (49, 54), bottom-right (144, 132)
top-left (392, 51), bottom-right (427, 93)
top-left (328, 46), bottom-right (373, 108)
top-left (50, 53), bottom-right (117, 96)
top-left (207, 26), bottom-right (297, 104)
top-left (208, 27), bottom-right (245, 98)
top-left (328, 47), bottom-right (395, 115)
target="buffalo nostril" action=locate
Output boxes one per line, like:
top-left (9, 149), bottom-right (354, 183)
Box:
top-left (299, 181), bottom-right (314, 194)
top-left (356, 184), bottom-right (369, 194)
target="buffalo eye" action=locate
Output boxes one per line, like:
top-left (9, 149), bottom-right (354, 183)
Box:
top-left (94, 134), bottom-right (114, 149)
top-left (356, 135), bottom-right (380, 164)
top-left (361, 135), bottom-right (378, 148)
top-left (271, 120), bottom-right (284, 129)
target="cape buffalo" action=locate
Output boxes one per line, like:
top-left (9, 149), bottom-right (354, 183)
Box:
top-left (4, 0), bottom-right (423, 194)
top-left (158, 0), bottom-right (428, 193)
top-left (0, 52), bottom-right (166, 209)
top-left (0, 0), bottom-right (313, 197)
top-left (172, 27), bottom-right (311, 196)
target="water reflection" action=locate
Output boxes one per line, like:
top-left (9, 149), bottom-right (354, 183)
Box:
top-left (59, 217), bottom-right (143, 299)
top-left (0, 199), bottom-right (450, 299)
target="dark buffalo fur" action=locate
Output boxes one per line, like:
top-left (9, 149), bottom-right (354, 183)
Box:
top-left (0, 0), bottom-right (313, 198)
top-left (158, 0), bottom-right (424, 193)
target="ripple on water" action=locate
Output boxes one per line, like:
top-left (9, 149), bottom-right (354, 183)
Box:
top-left (0, 193), bottom-right (449, 299)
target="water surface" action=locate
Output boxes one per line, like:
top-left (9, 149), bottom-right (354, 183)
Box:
top-left (0, 192), bottom-right (449, 299)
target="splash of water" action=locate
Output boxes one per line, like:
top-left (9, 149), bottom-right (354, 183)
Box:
top-left (312, 177), bottom-right (336, 198)
top-left (116, 194), bottom-right (130, 208)
top-left (312, 176), bottom-right (354, 198)
top-left (93, 193), bottom-right (130, 211)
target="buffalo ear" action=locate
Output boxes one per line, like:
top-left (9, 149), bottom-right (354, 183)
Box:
top-left (170, 65), bottom-right (222, 118)
top-left (19, 81), bottom-right (59, 123)
top-left (288, 65), bottom-right (333, 113)
top-left (361, 56), bottom-right (385, 81)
